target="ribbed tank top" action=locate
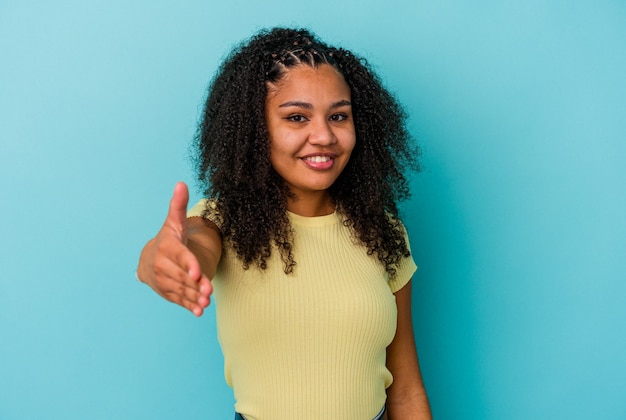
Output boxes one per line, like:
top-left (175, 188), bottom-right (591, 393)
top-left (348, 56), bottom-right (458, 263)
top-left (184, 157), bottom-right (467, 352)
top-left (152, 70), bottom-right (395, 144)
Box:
top-left (188, 200), bottom-right (416, 419)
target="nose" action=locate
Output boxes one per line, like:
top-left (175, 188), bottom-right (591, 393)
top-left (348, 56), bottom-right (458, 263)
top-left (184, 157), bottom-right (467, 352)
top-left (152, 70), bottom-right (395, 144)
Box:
top-left (308, 118), bottom-right (336, 146)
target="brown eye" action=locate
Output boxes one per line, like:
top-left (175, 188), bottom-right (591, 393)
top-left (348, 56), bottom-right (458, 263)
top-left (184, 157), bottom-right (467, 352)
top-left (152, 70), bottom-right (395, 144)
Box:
top-left (287, 115), bottom-right (307, 122)
top-left (330, 113), bottom-right (348, 122)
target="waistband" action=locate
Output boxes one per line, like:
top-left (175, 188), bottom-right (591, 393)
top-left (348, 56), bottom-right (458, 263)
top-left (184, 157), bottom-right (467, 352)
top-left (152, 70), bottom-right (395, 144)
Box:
top-left (235, 405), bottom-right (386, 420)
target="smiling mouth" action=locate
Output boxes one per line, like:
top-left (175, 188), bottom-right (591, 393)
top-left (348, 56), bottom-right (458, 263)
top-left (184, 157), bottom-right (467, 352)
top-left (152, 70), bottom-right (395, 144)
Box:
top-left (303, 156), bottom-right (332, 163)
top-left (301, 155), bottom-right (335, 170)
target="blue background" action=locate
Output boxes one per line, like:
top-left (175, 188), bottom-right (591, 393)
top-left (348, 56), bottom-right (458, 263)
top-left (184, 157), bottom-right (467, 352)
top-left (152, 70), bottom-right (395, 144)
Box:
top-left (1, 1), bottom-right (625, 419)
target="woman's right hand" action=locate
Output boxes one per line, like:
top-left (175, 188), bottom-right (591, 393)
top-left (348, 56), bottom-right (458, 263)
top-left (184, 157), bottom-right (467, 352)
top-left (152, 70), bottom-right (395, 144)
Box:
top-left (137, 182), bottom-right (213, 316)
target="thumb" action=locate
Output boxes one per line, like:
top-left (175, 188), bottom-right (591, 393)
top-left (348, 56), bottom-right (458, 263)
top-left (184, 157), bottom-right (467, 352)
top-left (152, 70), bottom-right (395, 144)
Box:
top-left (164, 182), bottom-right (189, 235)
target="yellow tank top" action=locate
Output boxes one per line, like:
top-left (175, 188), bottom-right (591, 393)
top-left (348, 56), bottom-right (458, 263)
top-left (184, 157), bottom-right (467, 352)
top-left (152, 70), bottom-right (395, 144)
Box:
top-left (188, 200), bottom-right (416, 419)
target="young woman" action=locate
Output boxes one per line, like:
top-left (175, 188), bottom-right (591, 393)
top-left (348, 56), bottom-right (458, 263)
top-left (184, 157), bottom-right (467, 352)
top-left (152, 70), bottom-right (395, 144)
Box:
top-left (137, 27), bottom-right (431, 419)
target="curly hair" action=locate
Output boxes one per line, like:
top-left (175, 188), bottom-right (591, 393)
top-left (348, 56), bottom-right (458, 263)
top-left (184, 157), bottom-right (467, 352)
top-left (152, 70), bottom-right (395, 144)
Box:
top-left (193, 27), bottom-right (419, 276)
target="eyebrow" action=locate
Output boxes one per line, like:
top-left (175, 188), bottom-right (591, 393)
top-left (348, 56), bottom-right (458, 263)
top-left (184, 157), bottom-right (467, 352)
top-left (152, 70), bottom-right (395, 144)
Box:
top-left (278, 99), bottom-right (352, 109)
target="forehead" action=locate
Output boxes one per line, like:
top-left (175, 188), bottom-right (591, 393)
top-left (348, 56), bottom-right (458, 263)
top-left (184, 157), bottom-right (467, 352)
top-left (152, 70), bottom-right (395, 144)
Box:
top-left (266, 64), bottom-right (351, 101)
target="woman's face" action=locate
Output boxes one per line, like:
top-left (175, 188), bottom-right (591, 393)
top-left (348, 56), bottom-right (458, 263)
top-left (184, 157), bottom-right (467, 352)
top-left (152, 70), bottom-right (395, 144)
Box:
top-left (265, 64), bottom-right (356, 204)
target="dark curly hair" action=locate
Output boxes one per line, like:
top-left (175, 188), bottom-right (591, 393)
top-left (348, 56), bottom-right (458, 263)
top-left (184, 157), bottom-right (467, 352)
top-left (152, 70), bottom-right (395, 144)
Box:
top-left (193, 27), bottom-right (419, 277)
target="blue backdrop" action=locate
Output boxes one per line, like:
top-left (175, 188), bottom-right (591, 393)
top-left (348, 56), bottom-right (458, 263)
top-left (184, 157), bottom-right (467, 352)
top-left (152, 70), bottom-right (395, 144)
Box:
top-left (1, 1), bottom-right (625, 419)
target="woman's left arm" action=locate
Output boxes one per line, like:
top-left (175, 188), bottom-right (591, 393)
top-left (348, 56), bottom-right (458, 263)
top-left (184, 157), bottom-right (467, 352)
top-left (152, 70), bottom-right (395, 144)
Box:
top-left (385, 279), bottom-right (432, 419)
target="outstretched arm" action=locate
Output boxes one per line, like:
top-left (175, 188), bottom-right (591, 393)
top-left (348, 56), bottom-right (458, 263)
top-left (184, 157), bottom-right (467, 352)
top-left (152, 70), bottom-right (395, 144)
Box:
top-left (136, 182), bottom-right (222, 316)
top-left (386, 279), bottom-right (432, 419)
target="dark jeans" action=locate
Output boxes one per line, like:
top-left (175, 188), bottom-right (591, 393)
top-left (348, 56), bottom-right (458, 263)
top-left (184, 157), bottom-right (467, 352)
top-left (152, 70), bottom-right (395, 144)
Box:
top-left (235, 405), bottom-right (386, 419)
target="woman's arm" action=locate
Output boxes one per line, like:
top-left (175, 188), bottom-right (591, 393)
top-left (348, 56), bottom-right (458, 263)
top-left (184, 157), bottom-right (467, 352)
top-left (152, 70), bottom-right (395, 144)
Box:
top-left (136, 182), bottom-right (221, 316)
top-left (385, 279), bottom-right (432, 419)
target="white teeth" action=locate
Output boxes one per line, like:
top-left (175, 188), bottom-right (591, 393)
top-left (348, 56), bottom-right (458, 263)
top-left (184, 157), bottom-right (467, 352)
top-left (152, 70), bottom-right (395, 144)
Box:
top-left (304, 156), bottom-right (331, 163)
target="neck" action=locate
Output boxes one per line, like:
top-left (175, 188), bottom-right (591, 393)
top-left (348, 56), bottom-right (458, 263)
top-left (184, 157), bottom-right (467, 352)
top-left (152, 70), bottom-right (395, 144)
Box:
top-left (286, 192), bottom-right (335, 217)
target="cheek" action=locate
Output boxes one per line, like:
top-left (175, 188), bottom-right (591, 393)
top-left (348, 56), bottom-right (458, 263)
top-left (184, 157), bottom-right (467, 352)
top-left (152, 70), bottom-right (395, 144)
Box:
top-left (268, 137), bottom-right (296, 172)
top-left (269, 129), bottom-right (301, 157)
top-left (269, 139), bottom-right (292, 159)
top-left (345, 131), bottom-right (357, 155)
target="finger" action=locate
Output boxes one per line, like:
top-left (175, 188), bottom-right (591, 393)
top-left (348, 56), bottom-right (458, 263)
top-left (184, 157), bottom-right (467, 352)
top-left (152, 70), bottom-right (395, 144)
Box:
top-left (184, 255), bottom-right (203, 283)
top-left (153, 230), bottom-right (201, 282)
top-left (157, 244), bottom-right (211, 313)
top-left (164, 288), bottom-right (209, 312)
top-left (153, 255), bottom-right (202, 294)
top-left (155, 256), bottom-right (212, 306)
top-left (196, 274), bottom-right (213, 308)
top-left (198, 274), bottom-right (213, 298)
top-left (152, 263), bottom-right (208, 313)
top-left (168, 239), bottom-right (203, 283)
top-left (163, 182), bottom-right (189, 236)
top-left (156, 272), bottom-right (211, 317)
